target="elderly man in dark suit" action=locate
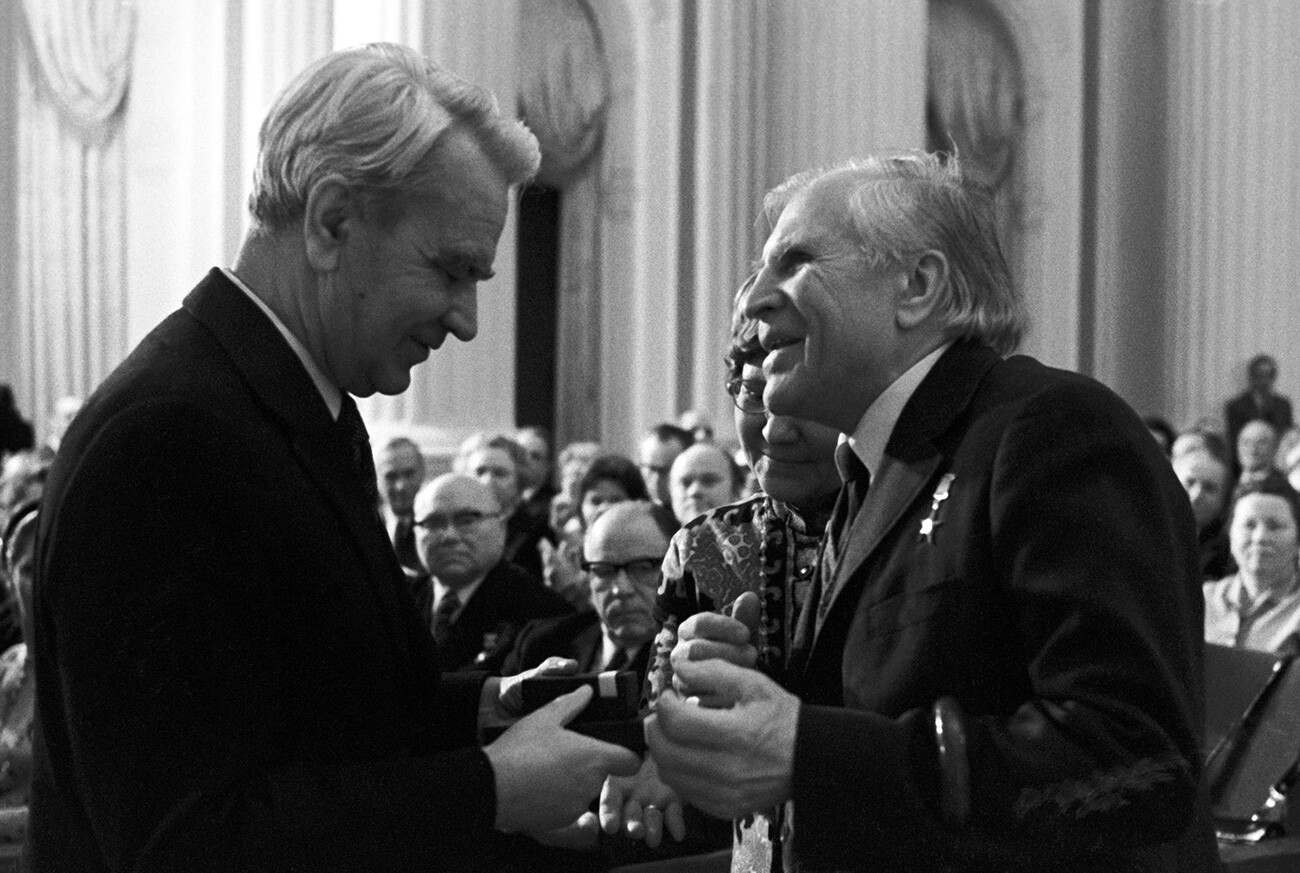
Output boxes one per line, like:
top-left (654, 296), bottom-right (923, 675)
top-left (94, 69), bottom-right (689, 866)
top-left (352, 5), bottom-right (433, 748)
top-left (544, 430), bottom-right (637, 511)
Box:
top-left (504, 501), bottom-right (667, 678)
top-left (412, 473), bottom-right (571, 673)
top-left (645, 152), bottom-right (1218, 872)
top-left (30, 43), bottom-right (638, 872)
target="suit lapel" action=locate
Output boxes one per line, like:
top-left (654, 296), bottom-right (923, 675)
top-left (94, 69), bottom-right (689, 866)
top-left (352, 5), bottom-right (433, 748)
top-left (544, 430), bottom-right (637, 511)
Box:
top-left (802, 340), bottom-right (1001, 671)
top-left (182, 270), bottom-right (416, 667)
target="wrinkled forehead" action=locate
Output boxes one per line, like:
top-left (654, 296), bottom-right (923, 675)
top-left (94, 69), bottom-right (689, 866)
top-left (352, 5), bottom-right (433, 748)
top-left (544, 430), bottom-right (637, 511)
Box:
top-left (763, 171), bottom-right (875, 260)
top-left (674, 446), bottom-right (729, 479)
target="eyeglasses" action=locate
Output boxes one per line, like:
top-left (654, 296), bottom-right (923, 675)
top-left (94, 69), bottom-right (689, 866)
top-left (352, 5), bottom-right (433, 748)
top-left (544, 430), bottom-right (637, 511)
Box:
top-left (414, 510), bottom-right (501, 533)
top-left (581, 557), bottom-right (662, 591)
top-left (726, 377), bottom-right (766, 415)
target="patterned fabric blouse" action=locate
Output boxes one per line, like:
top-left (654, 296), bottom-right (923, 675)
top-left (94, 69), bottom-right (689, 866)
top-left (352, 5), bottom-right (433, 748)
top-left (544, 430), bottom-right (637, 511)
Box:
top-left (1204, 573), bottom-right (1300, 654)
top-left (650, 492), bottom-right (833, 873)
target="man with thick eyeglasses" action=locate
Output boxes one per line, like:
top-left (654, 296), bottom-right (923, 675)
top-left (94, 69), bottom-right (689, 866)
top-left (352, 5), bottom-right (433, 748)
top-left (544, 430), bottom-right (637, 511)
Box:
top-left (505, 501), bottom-right (669, 678)
top-left (411, 474), bottom-right (571, 674)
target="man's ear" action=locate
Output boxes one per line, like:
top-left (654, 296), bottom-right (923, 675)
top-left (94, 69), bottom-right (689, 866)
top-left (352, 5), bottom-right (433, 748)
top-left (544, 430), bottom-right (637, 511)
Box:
top-left (303, 175), bottom-right (355, 273)
top-left (896, 249), bottom-right (948, 330)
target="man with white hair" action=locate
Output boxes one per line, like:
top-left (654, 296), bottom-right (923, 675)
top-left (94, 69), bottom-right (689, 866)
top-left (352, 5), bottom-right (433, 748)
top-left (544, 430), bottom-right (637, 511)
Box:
top-left (647, 152), bottom-right (1217, 872)
top-left (31, 44), bottom-right (637, 872)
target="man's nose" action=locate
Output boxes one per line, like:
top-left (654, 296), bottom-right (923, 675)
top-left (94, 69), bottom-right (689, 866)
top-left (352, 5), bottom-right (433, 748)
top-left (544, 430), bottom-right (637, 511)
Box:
top-left (763, 414), bottom-right (798, 443)
top-left (444, 286), bottom-right (478, 342)
top-left (742, 268), bottom-right (783, 320)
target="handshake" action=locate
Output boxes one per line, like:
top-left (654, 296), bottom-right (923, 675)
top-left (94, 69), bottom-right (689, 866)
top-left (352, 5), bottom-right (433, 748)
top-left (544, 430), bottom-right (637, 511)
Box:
top-left (482, 591), bottom-right (800, 850)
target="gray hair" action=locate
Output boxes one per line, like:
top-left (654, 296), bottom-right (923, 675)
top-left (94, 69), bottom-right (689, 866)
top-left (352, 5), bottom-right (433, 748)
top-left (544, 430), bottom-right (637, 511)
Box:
top-left (249, 43), bottom-right (541, 231)
top-left (763, 150), bottom-right (1025, 355)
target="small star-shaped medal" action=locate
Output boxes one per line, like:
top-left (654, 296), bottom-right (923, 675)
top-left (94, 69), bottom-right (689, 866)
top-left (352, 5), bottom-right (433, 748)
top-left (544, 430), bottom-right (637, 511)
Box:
top-left (919, 473), bottom-right (956, 544)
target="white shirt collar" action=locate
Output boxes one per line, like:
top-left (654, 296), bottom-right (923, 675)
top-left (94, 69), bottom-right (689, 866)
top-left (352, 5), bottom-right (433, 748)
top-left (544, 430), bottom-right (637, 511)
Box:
top-left (431, 575), bottom-right (487, 621)
top-left (222, 267), bottom-right (343, 421)
top-left (841, 342), bottom-right (951, 481)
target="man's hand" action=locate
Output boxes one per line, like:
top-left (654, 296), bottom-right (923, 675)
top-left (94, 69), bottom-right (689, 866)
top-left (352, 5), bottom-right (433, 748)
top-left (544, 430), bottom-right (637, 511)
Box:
top-left (495, 656), bottom-right (580, 720)
top-left (487, 685), bottom-right (642, 834)
top-left (598, 755), bottom-right (686, 848)
top-left (671, 591), bottom-right (760, 705)
top-left (645, 657), bottom-right (798, 820)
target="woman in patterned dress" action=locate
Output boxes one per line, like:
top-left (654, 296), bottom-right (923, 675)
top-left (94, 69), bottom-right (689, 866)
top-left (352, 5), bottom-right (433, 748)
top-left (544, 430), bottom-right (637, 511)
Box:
top-left (646, 293), bottom-right (842, 872)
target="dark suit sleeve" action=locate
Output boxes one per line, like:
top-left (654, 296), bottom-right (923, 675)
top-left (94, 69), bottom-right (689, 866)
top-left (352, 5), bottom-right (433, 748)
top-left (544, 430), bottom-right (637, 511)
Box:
top-left (38, 400), bottom-right (501, 871)
top-left (791, 381), bottom-right (1208, 869)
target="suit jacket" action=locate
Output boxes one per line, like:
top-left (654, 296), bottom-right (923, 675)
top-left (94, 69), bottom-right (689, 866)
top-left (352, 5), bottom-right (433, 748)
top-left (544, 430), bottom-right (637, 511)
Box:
top-left (785, 340), bottom-right (1218, 872)
top-left (413, 561), bottom-right (573, 674)
top-left (29, 270), bottom-right (590, 872)
top-left (503, 611), bottom-right (651, 677)
top-left (1224, 390), bottom-right (1293, 467)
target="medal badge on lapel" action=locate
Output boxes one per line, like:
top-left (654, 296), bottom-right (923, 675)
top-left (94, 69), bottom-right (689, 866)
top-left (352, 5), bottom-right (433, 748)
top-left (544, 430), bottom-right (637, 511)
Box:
top-left (919, 473), bottom-right (956, 544)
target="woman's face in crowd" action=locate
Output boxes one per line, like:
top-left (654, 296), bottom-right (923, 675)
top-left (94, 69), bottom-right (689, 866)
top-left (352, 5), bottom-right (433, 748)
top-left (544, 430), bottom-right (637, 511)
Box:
top-left (580, 479), bottom-right (630, 529)
top-left (734, 362), bottom-right (841, 509)
top-left (1230, 492), bottom-right (1299, 587)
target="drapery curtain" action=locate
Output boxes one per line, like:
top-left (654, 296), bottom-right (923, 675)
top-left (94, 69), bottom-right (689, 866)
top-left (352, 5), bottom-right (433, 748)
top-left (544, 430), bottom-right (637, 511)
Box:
top-left (518, 0), bottom-right (609, 189)
top-left (927, 0), bottom-right (1023, 191)
top-left (19, 0), bottom-right (136, 131)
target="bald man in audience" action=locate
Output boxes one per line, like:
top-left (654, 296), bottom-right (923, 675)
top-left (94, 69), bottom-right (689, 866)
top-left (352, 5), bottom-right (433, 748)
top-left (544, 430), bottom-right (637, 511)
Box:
top-left (413, 474), bottom-right (572, 674)
top-left (505, 501), bottom-right (668, 677)
top-left (377, 436), bottom-right (427, 579)
top-left (668, 443), bottom-right (741, 525)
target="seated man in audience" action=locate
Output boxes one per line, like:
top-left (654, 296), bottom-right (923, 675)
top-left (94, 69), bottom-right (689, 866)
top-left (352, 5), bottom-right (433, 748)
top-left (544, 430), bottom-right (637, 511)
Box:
top-left (1225, 353), bottom-right (1293, 470)
top-left (413, 474), bottom-right (572, 673)
top-left (668, 443), bottom-right (741, 525)
top-left (1235, 418), bottom-right (1289, 494)
top-left (638, 424), bottom-right (693, 509)
top-left (1173, 448), bottom-right (1234, 580)
top-left (457, 432), bottom-right (555, 579)
top-left (504, 501), bottom-right (669, 676)
top-left (376, 436), bottom-right (427, 580)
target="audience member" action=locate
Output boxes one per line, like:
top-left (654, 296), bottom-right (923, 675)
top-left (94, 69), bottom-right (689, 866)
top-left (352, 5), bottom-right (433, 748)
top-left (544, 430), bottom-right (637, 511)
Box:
top-left (1287, 442), bottom-right (1300, 494)
top-left (43, 396), bottom-right (81, 454)
top-left (1171, 426), bottom-right (1230, 467)
top-left (505, 500), bottom-right (669, 676)
top-left (1143, 415), bottom-right (1176, 456)
top-left (637, 424), bottom-right (692, 509)
top-left (0, 503), bottom-right (36, 842)
top-left (667, 443), bottom-right (741, 525)
top-left (646, 151), bottom-right (1215, 871)
top-left (1234, 419), bottom-right (1289, 494)
top-left (1225, 354), bottom-right (1293, 469)
top-left (0, 451), bottom-right (51, 534)
top-left (376, 436), bottom-right (427, 579)
top-left (515, 425), bottom-right (557, 525)
top-left (28, 43), bottom-right (637, 871)
top-left (457, 432), bottom-right (555, 580)
top-left (550, 439), bottom-right (601, 534)
top-left (544, 454), bottom-right (652, 614)
top-left (1204, 479), bottom-right (1300, 654)
top-left (412, 474), bottom-right (571, 673)
top-left (0, 388), bottom-right (33, 460)
top-left (677, 410), bottom-right (715, 445)
top-left (1173, 449), bottom-right (1234, 581)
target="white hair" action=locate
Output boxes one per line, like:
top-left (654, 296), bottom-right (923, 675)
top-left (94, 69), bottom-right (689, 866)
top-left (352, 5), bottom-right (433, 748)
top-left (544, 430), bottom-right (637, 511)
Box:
top-left (248, 43), bottom-right (540, 231)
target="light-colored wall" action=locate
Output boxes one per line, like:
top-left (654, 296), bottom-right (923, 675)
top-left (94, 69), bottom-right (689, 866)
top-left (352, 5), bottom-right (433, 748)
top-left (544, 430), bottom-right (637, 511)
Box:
top-left (6, 1), bottom-right (1300, 453)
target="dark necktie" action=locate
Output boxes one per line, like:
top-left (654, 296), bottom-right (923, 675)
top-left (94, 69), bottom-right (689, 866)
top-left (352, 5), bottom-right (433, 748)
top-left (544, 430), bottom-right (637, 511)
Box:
top-left (338, 394), bottom-right (380, 511)
top-left (818, 444), bottom-right (871, 624)
top-left (432, 593), bottom-right (459, 647)
top-left (605, 646), bottom-right (629, 672)
top-left (394, 514), bottom-right (420, 571)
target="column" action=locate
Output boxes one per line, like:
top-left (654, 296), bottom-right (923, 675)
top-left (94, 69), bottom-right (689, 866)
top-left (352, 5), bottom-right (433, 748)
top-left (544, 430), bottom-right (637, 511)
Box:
top-left (1164, 0), bottom-right (1300, 429)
